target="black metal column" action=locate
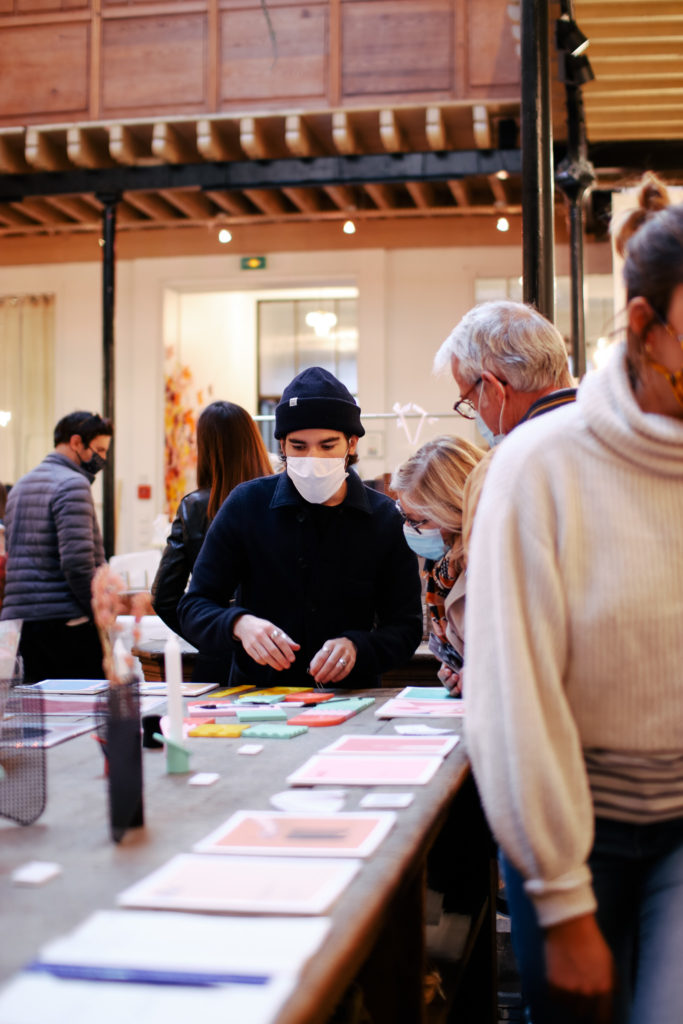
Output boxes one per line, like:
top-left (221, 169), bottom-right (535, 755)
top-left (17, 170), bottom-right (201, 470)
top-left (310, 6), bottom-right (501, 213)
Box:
top-left (521, 0), bottom-right (555, 320)
top-left (555, 0), bottom-right (595, 379)
top-left (98, 194), bottom-right (119, 558)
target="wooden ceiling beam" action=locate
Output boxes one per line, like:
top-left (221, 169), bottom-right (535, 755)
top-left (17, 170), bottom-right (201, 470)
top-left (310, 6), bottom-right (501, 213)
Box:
top-left (10, 197), bottom-right (65, 225)
top-left (363, 182), bottom-right (394, 210)
top-left (152, 123), bottom-right (197, 164)
top-left (158, 189), bottom-right (215, 219)
top-left (379, 110), bottom-right (406, 153)
top-left (197, 120), bottom-right (239, 162)
top-left (207, 190), bottom-right (255, 216)
top-left (472, 106), bottom-right (492, 150)
top-left (0, 202), bottom-right (37, 227)
top-left (240, 118), bottom-right (268, 160)
top-left (447, 179), bottom-right (469, 207)
top-left (322, 184), bottom-right (357, 210)
top-left (242, 189), bottom-right (290, 215)
top-left (331, 112), bottom-right (359, 155)
top-left (125, 192), bottom-right (180, 221)
top-left (285, 115), bottom-right (317, 157)
top-left (43, 194), bottom-right (100, 223)
top-left (25, 129), bottom-right (70, 171)
top-left (0, 131), bottom-right (29, 173)
top-left (109, 125), bottom-right (153, 165)
top-left (66, 128), bottom-right (112, 170)
top-left (425, 108), bottom-right (448, 151)
top-left (281, 187), bottom-right (322, 213)
top-left (488, 174), bottom-right (508, 205)
top-left (405, 181), bottom-right (436, 209)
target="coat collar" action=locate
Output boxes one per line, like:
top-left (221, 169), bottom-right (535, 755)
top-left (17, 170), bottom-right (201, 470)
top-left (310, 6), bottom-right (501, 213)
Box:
top-left (270, 467), bottom-right (372, 514)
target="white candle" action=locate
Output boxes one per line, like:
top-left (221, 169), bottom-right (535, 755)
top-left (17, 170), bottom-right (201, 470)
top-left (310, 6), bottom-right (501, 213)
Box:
top-left (164, 635), bottom-right (184, 745)
top-left (113, 637), bottom-right (128, 681)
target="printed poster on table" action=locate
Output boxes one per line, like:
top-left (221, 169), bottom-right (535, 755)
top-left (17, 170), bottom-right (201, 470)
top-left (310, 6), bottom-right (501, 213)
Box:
top-left (194, 810), bottom-right (396, 858)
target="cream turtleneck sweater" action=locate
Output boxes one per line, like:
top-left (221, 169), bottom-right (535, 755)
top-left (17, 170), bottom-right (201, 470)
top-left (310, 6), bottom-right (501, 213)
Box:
top-left (464, 343), bottom-right (683, 927)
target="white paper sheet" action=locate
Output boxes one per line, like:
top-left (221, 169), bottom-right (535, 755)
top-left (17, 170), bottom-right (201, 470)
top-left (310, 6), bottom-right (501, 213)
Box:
top-left (0, 973), bottom-right (296, 1024)
top-left (37, 910), bottom-right (331, 976)
top-left (117, 853), bottom-right (361, 915)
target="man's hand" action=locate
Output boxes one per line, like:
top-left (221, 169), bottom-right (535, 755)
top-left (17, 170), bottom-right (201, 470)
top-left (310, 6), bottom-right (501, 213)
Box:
top-left (544, 913), bottom-right (615, 1024)
top-left (309, 638), bottom-right (357, 685)
top-left (437, 662), bottom-right (462, 697)
top-left (233, 615), bottom-right (300, 670)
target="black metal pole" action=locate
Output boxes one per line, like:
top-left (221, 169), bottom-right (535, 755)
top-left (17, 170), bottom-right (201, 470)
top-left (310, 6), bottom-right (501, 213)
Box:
top-left (521, 0), bottom-right (555, 320)
top-left (98, 194), bottom-right (119, 558)
top-left (555, 0), bottom-right (595, 379)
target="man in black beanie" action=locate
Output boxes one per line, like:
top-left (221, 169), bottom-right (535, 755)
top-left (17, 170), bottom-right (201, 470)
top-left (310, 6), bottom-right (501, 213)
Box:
top-left (179, 367), bottom-right (422, 688)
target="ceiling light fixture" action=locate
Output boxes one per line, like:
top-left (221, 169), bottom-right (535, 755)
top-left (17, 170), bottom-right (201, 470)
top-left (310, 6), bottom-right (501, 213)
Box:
top-left (218, 228), bottom-right (232, 244)
top-left (343, 220), bottom-right (356, 235)
top-left (496, 216), bottom-right (510, 233)
top-left (305, 311), bottom-right (338, 339)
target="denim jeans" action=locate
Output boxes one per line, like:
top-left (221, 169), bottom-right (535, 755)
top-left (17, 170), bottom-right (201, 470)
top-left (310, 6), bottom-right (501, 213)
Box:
top-left (502, 815), bottom-right (683, 1024)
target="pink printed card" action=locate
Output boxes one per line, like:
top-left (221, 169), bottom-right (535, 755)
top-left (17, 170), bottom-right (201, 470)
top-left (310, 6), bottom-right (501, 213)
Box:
top-left (286, 753), bottom-right (443, 787)
top-left (319, 733), bottom-right (458, 758)
top-left (375, 698), bottom-right (466, 719)
top-left (117, 853), bottom-right (361, 915)
top-left (194, 810), bottom-right (396, 858)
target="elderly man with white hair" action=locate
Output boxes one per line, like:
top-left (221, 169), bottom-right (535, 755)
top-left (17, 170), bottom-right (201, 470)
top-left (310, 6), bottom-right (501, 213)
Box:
top-left (432, 299), bottom-right (576, 689)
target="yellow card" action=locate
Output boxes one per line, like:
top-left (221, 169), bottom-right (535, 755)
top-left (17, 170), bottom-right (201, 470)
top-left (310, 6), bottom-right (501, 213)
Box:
top-left (188, 723), bottom-right (250, 738)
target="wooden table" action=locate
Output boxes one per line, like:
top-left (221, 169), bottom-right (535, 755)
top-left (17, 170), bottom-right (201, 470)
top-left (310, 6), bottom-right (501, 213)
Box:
top-left (0, 689), bottom-right (495, 1024)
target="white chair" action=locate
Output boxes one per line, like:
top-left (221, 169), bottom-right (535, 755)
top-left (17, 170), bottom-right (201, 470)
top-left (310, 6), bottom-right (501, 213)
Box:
top-left (109, 550), bottom-right (161, 591)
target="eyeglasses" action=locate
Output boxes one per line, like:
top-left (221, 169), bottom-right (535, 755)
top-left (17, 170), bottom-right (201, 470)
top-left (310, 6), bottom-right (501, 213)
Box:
top-left (453, 378), bottom-right (482, 420)
top-left (395, 501), bottom-right (429, 534)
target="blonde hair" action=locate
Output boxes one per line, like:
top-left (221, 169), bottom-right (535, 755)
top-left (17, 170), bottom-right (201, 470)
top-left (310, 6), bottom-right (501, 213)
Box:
top-left (391, 435), bottom-right (484, 566)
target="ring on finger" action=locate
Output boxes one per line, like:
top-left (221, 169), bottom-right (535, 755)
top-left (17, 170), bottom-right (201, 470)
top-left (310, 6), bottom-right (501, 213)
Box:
top-left (271, 629), bottom-right (280, 640)
top-left (338, 657), bottom-right (347, 667)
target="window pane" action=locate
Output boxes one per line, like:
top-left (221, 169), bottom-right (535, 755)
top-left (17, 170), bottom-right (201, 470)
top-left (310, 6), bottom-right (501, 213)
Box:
top-left (259, 302), bottom-right (296, 397)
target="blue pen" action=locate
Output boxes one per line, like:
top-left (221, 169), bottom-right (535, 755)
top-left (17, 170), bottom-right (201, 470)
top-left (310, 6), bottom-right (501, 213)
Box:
top-left (26, 961), bottom-right (270, 987)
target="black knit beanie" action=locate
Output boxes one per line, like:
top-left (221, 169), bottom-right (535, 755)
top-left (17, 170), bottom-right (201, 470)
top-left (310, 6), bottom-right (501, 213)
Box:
top-left (274, 366), bottom-right (365, 439)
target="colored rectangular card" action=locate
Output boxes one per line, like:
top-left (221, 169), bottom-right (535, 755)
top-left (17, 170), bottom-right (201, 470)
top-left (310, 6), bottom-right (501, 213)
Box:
top-left (319, 733), bottom-right (459, 758)
top-left (187, 723), bottom-right (250, 738)
top-left (286, 753), bottom-right (443, 787)
top-left (29, 679), bottom-right (108, 695)
top-left (194, 810), bottom-right (396, 858)
top-left (235, 706), bottom-right (288, 723)
top-left (117, 853), bottom-right (361, 914)
top-left (242, 724), bottom-right (308, 739)
top-left (375, 698), bottom-right (466, 719)
top-left (397, 686), bottom-right (454, 700)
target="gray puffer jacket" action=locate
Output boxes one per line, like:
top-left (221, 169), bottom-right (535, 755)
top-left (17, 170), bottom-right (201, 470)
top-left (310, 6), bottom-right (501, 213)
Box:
top-left (1, 452), bottom-right (105, 621)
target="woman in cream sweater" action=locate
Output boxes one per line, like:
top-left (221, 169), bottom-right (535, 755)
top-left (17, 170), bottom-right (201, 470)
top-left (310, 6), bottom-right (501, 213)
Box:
top-left (465, 177), bottom-right (683, 1024)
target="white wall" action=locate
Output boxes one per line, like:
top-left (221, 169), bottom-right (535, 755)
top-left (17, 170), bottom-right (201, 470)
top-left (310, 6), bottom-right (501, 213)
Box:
top-left (1, 240), bottom-right (602, 553)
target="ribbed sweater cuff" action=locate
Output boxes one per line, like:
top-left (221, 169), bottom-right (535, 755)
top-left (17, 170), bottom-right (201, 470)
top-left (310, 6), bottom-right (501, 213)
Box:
top-left (524, 865), bottom-right (597, 928)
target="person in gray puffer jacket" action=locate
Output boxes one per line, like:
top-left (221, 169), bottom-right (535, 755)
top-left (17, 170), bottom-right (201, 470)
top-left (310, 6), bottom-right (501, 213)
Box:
top-left (1, 411), bottom-right (113, 683)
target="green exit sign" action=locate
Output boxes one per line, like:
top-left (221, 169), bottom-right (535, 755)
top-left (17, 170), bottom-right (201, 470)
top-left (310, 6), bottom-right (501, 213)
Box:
top-left (241, 256), bottom-right (267, 270)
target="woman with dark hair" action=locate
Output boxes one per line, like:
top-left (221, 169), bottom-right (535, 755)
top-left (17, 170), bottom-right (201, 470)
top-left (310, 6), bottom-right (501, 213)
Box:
top-left (152, 401), bottom-right (272, 681)
top-left (465, 174), bottom-right (683, 1023)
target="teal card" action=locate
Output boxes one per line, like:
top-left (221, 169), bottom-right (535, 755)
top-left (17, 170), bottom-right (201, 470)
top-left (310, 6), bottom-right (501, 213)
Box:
top-left (235, 706), bottom-right (288, 723)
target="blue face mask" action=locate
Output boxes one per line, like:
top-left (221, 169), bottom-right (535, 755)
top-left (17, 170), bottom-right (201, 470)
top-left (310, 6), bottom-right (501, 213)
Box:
top-left (403, 524), bottom-right (448, 560)
top-left (475, 414), bottom-right (504, 449)
top-left (476, 380), bottom-right (505, 448)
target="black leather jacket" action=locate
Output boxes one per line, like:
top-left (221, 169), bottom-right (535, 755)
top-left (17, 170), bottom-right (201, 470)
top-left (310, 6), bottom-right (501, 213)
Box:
top-left (151, 489), bottom-right (209, 636)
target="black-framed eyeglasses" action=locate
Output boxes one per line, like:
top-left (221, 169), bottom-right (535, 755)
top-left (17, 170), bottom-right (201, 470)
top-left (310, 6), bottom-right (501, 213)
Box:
top-left (395, 500), bottom-right (429, 534)
top-left (453, 377), bottom-right (482, 420)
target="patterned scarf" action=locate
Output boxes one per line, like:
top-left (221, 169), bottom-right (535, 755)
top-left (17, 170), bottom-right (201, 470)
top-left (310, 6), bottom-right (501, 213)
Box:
top-left (424, 546), bottom-right (461, 640)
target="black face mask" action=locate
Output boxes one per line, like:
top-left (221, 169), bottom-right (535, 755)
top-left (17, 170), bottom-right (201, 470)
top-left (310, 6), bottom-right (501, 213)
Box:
top-left (79, 450), bottom-right (106, 475)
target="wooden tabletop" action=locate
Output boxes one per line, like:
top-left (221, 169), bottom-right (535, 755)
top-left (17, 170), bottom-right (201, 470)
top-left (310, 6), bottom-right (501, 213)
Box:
top-left (0, 688), bottom-right (476, 1023)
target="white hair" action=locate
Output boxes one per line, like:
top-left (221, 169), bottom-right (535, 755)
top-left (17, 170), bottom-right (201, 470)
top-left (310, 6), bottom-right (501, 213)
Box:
top-left (433, 300), bottom-right (570, 391)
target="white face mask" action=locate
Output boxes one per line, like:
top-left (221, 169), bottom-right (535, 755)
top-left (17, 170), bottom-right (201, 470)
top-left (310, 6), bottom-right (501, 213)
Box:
top-left (286, 456), bottom-right (348, 504)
